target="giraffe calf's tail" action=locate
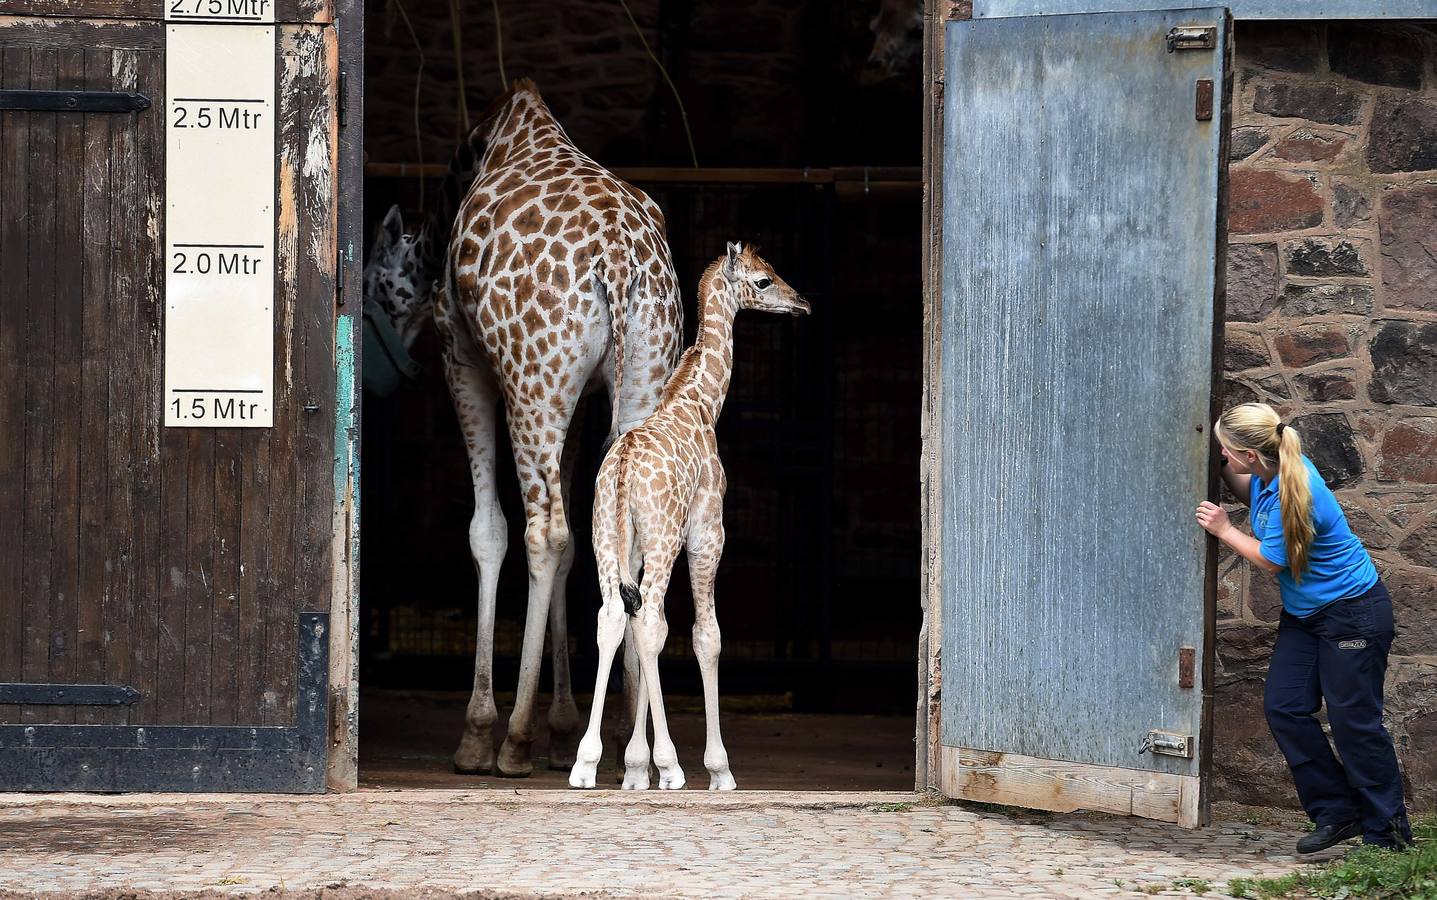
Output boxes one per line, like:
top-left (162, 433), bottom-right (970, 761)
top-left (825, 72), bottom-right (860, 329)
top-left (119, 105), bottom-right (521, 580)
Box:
top-left (614, 444), bottom-right (641, 617)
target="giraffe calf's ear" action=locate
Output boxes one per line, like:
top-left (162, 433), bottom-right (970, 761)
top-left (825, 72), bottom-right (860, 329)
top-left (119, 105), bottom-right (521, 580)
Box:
top-left (724, 241), bottom-right (741, 278)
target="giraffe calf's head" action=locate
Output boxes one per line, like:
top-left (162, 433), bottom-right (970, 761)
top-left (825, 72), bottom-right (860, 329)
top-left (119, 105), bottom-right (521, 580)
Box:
top-left (364, 205), bottom-right (435, 350)
top-left (722, 242), bottom-right (810, 317)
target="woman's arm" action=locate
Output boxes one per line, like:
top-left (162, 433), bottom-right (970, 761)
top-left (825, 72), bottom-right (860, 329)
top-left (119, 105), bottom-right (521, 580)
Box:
top-left (1196, 501), bottom-right (1282, 575)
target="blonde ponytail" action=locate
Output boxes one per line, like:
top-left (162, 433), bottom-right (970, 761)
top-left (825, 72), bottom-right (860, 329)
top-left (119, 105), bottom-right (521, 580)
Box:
top-left (1215, 402), bottom-right (1315, 581)
top-left (1275, 425), bottom-right (1315, 582)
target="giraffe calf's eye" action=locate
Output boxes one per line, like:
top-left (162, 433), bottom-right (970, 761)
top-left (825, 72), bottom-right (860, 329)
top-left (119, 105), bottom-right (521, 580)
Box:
top-left (755, 278), bottom-right (772, 290)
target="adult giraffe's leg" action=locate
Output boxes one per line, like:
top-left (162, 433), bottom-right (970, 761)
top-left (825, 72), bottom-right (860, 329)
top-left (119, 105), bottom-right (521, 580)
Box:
top-left (688, 516), bottom-right (735, 791)
top-left (497, 403), bottom-right (581, 777)
top-left (441, 333), bottom-right (507, 774)
top-left (545, 412), bottom-right (584, 769)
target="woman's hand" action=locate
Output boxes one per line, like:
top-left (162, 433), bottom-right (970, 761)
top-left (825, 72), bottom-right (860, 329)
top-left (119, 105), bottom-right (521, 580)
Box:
top-left (1195, 501), bottom-right (1234, 539)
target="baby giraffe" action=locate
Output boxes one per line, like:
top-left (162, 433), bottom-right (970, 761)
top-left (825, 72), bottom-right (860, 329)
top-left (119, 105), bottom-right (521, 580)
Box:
top-left (570, 243), bottom-right (809, 791)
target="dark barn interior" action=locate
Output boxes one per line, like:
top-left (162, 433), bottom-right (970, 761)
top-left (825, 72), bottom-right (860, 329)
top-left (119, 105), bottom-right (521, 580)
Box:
top-left (359, 0), bottom-right (924, 789)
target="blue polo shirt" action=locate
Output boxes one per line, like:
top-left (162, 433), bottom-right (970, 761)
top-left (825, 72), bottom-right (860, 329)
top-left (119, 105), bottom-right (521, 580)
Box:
top-left (1250, 456), bottom-right (1378, 617)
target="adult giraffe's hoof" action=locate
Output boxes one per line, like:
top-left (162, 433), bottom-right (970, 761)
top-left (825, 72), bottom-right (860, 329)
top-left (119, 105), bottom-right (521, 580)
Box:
top-left (453, 731), bottom-right (496, 775)
top-left (547, 730), bottom-right (580, 770)
top-left (496, 738), bottom-right (534, 778)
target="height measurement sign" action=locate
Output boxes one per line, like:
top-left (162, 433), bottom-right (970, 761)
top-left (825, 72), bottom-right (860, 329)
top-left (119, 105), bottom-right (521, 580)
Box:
top-left (164, 14), bottom-right (275, 428)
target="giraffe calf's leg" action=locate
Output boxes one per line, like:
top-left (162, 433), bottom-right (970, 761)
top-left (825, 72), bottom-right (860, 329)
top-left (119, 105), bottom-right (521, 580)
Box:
top-left (632, 590), bottom-right (684, 790)
top-left (569, 592), bottom-right (627, 789)
top-left (622, 633), bottom-right (652, 791)
top-left (689, 537), bottom-right (735, 791)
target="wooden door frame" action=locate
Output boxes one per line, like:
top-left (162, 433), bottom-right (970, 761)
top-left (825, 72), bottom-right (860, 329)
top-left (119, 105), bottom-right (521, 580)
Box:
top-left (329, 0), bottom-right (362, 792)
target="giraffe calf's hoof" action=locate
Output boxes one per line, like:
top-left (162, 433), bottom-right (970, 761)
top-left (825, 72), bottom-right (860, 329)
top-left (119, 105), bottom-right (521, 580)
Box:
top-left (568, 762), bottom-right (599, 789)
top-left (622, 766), bottom-right (651, 790)
top-left (657, 768), bottom-right (686, 790)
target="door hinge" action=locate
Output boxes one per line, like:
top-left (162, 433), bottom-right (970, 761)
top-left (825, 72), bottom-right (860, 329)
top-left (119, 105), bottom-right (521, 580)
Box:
top-left (338, 70), bottom-right (348, 128)
top-left (0, 682), bottom-right (142, 705)
top-left (337, 247), bottom-right (346, 305)
top-left (1166, 26), bottom-right (1216, 53)
top-left (0, 90), bottom-right (151, 113)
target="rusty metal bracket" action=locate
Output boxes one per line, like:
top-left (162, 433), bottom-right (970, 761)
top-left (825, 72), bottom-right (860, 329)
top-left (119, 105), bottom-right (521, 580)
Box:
top-left (1194, 80), bottom-right (1214, 121)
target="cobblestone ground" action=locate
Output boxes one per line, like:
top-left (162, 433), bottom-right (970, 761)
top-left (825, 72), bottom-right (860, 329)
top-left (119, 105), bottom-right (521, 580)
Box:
top-left (0, 790), bottom-right (1333, 898)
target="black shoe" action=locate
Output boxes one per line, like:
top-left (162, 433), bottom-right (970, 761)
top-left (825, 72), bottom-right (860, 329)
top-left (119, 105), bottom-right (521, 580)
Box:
top-left (1297, 820), bottom-right (1363, 854)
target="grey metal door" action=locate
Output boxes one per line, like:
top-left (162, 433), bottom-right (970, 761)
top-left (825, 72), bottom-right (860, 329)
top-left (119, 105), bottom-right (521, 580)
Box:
top-left (936, 8), bottom-right (1230, 827)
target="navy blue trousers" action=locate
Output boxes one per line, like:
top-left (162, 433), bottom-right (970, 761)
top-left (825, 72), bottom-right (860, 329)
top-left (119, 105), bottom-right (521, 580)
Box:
top-left (1264, 579), bottom-right (1412, 847)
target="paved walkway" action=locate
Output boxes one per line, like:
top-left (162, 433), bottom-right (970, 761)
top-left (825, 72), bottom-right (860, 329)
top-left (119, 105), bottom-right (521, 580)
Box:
top-left (0, 790), bottom-right (1332, 898)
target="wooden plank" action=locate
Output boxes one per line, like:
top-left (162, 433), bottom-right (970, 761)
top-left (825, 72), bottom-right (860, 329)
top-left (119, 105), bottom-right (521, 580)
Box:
top-left (0, 3), bottom-right (331, 23)
top-left (20, 47), bottom-right (57, 726)
top-left (941, 746), bottom-right (1202, 829)
top-left (131, 45), bottom-right (165, 727)
top-left (211, 433), bottom-right (241, 725)
top-left (148, 35), bottom-right (189, 724)
top-left (262, 27), bottom-right (304, 726)
top-left (286, 24), bottom-right (335, 724)
top-left (972, 0), bottom-right (1437, 19)
top-left (103, 48), bottom-right (143, 725)
top-left (0, 17), bottom-right (163, 51)
top-left (47, 45), bottom-right (86, 726)
top-left (330, 0), bottom-right (361, 791)
top-left (182, 428), bottom-right (214, 724)
top-left (0, 45), bottom-right (31, 726)
top-left (75, 46), bottom-right (114, 727)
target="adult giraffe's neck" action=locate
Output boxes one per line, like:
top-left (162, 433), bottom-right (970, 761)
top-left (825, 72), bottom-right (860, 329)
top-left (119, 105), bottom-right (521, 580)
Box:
top-left (662, 264), bottom-right (738, 424)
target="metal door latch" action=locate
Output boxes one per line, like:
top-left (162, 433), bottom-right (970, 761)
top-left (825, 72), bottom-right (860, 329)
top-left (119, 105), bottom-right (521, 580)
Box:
top-left (1138, 730), bottom-right (1194, 759)
top-left (1166, 26), bottom-right (1217, 53)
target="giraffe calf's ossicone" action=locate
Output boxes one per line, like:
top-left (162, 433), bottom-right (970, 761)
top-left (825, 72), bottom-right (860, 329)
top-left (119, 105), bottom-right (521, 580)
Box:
top-left (570, 243), bottom-right (810, 793)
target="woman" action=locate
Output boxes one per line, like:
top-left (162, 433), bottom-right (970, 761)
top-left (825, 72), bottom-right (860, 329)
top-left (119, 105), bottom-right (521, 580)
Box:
top-left (1196, 402), bottom-right (1411, 853)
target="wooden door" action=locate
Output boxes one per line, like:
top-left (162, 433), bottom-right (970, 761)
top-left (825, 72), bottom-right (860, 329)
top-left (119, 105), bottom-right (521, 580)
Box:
top-left (0, 2), bottom-right (351, 792)
top-left (927, 8), bottom-right (1231, 827)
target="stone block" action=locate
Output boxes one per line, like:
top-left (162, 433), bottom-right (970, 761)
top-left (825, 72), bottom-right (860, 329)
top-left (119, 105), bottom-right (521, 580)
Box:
top-left (1229, 170), bottom-right (1324, 235)
top-left (1388, 568), bottom-right (1437, 653)
top-left (1379, 185), bottom-right (1437, 312)
top-left (1370, 322), bottom-right (1437, 406)
top-left (1223, 377), bottom-right (1260, 407)
top-left (1386, 659), bottom-right (1437, 812)
top-left (1226, 243), bottom-right (1279, 322)
top-left (1291, 412), bottom-right (1364, 488)
top-left (1224, 329), bottom-right (1270, 372)
top-left (1273, 323), bottom-right (1354, 368)
top-left (1252, 80), bottom-right (1361, 125)
top-left (1211, 674), bottom-right (1299, 810)
top-left (1247, 569), bottom-right (1283, 622)
top-left (1257, 374), bottom-right (1291, 400)
top-left (1379, 417), bottom-right (1437, 484)
top-left (1294, 370), bottom-right (1357, 402)
top-left (1283, 238), bottom-right (1368, 278)
top-left (1337, 497), bottom-right (1392, 549)
top-left (1328, 24), bottom-right (1425, 90)
top-left (1397, 516), bottom-right (1437, 570)
top-left (1271, 129), bottom-right (1350, 164)
top-left (1235, 23), bottom-right (1323, 74)
top-left (1279, 283), bottom-right (1374, 318)
top-left (1230, 127), bottom-right (1271, 162)
top-left (1368, 96), bottom-right (1437, 174)
top-left (1333, 181), bottom-right (1373, 228)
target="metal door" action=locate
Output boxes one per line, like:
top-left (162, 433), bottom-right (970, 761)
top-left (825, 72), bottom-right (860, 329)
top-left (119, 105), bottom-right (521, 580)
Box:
top-left (0, 3), bottom-right (348, 792)
top-left (934, 8), bottom-right (1230, 826)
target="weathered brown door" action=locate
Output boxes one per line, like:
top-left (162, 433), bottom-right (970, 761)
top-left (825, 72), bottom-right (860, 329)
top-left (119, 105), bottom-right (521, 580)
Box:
top-left (0, 2), bottom-right (350, 792)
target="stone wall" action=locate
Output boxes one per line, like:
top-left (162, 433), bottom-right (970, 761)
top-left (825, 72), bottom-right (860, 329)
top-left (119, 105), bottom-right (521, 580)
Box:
top-left (1215, 22), bottom-right (1437, 813)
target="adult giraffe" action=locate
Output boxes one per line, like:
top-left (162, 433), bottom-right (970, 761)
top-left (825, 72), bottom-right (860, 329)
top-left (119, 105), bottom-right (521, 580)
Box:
top-left (366, 79), bottom-right (683, 777)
